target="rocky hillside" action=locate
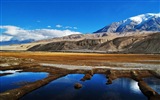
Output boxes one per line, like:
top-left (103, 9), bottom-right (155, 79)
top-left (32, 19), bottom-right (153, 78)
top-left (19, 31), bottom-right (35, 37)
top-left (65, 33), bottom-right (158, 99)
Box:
top-left (28, 32), bottom-right (160, 53)
top-left (28, 39), bottom-right (107, 51)
top-left (94, 33), bottom-right (160, 53)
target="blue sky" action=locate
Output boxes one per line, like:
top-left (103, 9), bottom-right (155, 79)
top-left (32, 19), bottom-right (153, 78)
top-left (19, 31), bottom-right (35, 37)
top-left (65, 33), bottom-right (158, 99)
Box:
top-left (1, 0), bottom-right (160, 33)
top-left (0, 0), bottom-right (160, 42)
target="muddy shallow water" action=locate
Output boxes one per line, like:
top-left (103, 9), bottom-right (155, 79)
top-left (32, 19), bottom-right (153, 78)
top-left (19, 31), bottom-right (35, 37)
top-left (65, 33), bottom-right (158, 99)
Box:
top-left (20, 74), bottom-right (160, 100)
top-left (0, 72), bottom-right (48, 93)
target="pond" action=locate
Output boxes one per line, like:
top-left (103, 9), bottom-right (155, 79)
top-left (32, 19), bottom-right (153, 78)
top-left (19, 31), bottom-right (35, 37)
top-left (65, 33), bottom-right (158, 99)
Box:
top-left (0, 72), bottom-right (48, 93)
top-left (144, 77), bottom-right (160, 94)
top-left (20, 74), bottom-right (158, 100)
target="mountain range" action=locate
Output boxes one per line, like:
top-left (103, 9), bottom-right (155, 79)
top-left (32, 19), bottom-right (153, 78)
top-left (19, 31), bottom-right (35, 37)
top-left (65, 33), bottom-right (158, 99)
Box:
top-left (94, 13), bottom-right (160, 33)
top-left (28, 32), bottom-right (160, 53)
top-left (1, 13), bottom-right (160, 53)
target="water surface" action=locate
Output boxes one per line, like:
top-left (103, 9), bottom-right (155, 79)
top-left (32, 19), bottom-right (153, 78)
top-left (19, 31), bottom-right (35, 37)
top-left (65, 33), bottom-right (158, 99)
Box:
top-left (144, 77), bottom-right (160, 94)
top-left (21, 74), bottom-right (149, 100)
top-left (0, 72), bottom-right (48, 93)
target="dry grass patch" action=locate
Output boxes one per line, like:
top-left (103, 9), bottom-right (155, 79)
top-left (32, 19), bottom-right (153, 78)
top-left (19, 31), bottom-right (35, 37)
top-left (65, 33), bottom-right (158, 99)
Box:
top-left (0, 52), bottom-right (160, 66)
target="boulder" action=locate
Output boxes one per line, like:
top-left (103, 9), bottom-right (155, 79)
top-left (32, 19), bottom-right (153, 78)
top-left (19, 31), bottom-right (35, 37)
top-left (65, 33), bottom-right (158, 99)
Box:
top-left (74, 83), bottom-right (82, 89)
top-left (80, 74), bottom-right (92, 81)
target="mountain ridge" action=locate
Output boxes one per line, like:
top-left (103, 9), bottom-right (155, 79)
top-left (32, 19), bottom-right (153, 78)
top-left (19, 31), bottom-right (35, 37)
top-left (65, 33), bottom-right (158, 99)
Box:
top-left (94, 13), bottom-right (160, 33)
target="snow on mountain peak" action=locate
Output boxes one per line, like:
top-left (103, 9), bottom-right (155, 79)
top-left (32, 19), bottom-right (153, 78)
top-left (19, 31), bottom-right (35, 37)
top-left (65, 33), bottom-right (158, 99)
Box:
top-left (94, 13), bottom-right (160, 33)
top-left (129, 13), bottom-right (160, 24)
top-left (146, 13), bottom-right (160, 17)
top-left (129, 16), bottom-right (143, 24)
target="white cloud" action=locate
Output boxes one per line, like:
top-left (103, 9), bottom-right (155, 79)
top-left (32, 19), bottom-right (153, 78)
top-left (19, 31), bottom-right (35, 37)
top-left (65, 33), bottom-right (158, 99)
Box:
top-left (1, 25), bottom-right (22, 35)
top-left (0, 25), bottom-right (82, 42)
top-left (0, 35), bottom-right (13, 42)
top-left (55, 24), bottom-right (62, 28)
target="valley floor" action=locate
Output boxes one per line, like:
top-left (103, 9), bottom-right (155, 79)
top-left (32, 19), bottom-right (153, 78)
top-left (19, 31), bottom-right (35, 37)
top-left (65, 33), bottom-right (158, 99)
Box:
top-left (0, 51), bottom-right (160, 66)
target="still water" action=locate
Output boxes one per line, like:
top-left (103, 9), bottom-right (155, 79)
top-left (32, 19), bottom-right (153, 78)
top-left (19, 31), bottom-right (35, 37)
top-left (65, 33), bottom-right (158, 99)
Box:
top-left (143, 77), bottom-right (160, 94)
top-left (21, 74), bottom-right (158, 100)
top-left (0, 72), bottom-right (48, 93)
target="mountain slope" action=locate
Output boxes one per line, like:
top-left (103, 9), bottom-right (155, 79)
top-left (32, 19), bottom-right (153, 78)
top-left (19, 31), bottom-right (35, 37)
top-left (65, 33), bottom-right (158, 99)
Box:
top-left (28, 39), bottom-right (106, 51)
top-left (94, 13), bottom-right (160, 33)
top-left (127, 33), bottom-right (160, 53)
top-left (28, 32), bottom-right (160, 53)
top-left (94, 33), bottom-right (160, 53)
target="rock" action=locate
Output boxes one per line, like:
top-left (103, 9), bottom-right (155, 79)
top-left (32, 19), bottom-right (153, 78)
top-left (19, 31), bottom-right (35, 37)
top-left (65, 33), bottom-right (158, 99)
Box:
top-left (74, 83), bottom-right (82, 89)
top-left (84, 74), bottom-right (92, 80)
top-left (106, 78), bottom-right (112, 85)
top-left (80, 73), bottom-right (92, 81)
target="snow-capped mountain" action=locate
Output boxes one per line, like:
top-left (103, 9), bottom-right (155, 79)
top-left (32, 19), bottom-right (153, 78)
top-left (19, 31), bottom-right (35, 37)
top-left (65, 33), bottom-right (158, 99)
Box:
top-left (94, 13), bottom-right (160, 33)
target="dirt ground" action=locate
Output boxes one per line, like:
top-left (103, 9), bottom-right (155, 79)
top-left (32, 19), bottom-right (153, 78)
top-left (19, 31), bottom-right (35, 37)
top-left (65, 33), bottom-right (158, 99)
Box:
top-left (0, 52), bottom-right (160, 66)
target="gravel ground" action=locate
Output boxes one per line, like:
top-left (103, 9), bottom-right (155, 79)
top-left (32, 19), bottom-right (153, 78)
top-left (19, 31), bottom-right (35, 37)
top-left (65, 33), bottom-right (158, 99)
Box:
top-left (40, 62), bottom-right (160, 70)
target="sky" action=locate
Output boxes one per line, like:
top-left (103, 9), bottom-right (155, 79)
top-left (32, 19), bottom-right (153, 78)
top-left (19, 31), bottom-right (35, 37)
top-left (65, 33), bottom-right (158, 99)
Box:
top-left (0, 0), bottom-right (160, 42)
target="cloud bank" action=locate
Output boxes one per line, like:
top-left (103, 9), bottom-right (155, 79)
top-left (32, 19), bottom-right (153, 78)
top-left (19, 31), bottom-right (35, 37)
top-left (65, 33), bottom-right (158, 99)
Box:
top-left (0, 25), bottom-right (82, 42)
